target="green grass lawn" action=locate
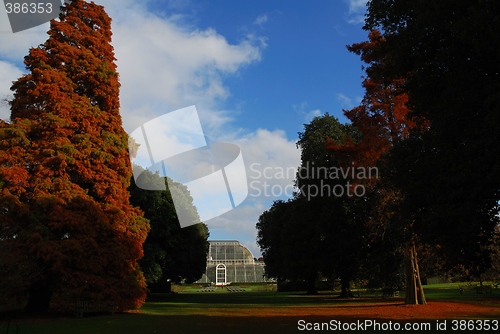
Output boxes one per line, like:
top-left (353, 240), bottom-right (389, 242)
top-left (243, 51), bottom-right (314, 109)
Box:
top-left (3, 284), bottom-right (499, 334)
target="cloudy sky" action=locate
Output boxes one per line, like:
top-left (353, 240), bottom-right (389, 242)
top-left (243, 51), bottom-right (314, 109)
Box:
top-left (0, 0), bottom-right (369, 256)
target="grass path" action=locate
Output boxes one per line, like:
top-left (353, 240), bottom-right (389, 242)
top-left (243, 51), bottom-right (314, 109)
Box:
top-left (5, 287), bottom-right (500, 334)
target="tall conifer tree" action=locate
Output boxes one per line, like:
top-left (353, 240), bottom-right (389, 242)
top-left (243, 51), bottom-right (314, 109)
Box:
top-left (0, 0), bottom-right (149, 313)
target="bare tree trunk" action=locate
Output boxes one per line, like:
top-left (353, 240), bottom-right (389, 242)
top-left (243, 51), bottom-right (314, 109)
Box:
top-left (339, 278), bottom-right (353, 298)
top-left (405, 242), bottom-right (426, 304)
top-left (306, 273), bottom-right (318, 295)
top-left (25, 282), bottom-right (52, 314)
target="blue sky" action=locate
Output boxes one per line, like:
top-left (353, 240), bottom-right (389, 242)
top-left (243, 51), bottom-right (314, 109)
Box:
top-left (0, 0), bottom-right (369, 256)
top-left (151, 0), bottom-right (368, 134)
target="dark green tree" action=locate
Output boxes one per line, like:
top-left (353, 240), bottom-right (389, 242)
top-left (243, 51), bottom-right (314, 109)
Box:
top-left (129, 167), bottom-right (209, 287)
top-left (365, 0), bottom-right (500, 282)
top-left (297, 114), bottom-right (368, 298)
top-left (256, 199), bottom-right (289, 283)
top-left (257, 198), bottom-right (323, 294)
top-left (257, 114), bottom-right (368, 297)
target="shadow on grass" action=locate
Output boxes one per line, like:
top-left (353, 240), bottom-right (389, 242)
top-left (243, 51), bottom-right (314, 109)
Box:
top-left (7, 290), bottom-right (500, 334)
top-left (13, 313), bottom-right (465, 334)
top-left (146, 291), bottom-right (404, 305)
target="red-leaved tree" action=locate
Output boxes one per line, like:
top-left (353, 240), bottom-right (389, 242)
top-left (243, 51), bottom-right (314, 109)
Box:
top-left (0, 0), bottom-right (149, 313)
top-left (329, 30), bottom-right (421, 170)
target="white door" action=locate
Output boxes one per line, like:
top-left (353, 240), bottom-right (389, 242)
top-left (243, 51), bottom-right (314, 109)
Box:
top-left (216, 264), bottom-right (226, 285)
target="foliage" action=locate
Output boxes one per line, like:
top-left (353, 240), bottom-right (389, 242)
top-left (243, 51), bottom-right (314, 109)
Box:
top-left (0, 0), bottom-right (149, 313)
top-left (331, 30), bottom-right (426, 167)
top-left (258, 114), bottom-right (367, 296)
top-left (129, 167), bottom-right (209, 285)
top-left (256, 199), bottom-right (288, 281)
top-left (365, 0), bottom-right (500, 277)
top-left (327, 28), bottom-right (429, 303)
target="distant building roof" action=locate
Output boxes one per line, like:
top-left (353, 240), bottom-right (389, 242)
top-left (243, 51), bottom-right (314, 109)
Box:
top-left (208, 240), bottom-right (240, 243)
top-left (197, 240), bottom-right (267, 284)
top-left (207, 240), bottom-right (255, 262)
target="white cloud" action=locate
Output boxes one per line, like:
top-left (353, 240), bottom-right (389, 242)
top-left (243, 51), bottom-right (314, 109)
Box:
top-left (336, 92), bottom-right (354, 109)
top-left (347, 0), bottom-right (368, 13)
top-left (0, 30), bottom-right (49, 61)
top-left (347, 15), bottom-right (366, 25)
top-left (206, 128), bottom-right (301, 255)
top-left (0, 4), bottom-right (53, 60)
top-left (254, 14), bottom-right (268, 27)
top-left (305, 109), bottom-right (322, 122)
top-left (238, 129), bottom-right (300, 194)
top-left (293, 102), bottom-right (324, 122)
top-left (0, 61), bottom-right (23, 121)
top-left (106, 5), bottom-right (264, 134)
top-left (345, 0), bottom-right (368, 25)
top-left (207, 204), bottom-right (265, 256)
top-left (336, 92), bottom-right (362, 110)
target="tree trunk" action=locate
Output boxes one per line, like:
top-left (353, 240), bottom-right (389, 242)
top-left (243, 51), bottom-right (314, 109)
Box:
top-left (339, 278), bottom-right (353, 298)
top-left (24, 282), bottom-right (52, 314)
top-left (405, 242), bottom-right (426, 304)
top-left (306, 273), bottom-right (318, 295)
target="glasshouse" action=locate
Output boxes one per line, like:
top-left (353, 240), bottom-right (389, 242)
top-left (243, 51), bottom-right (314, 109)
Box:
top-left (196, 240), bottom-right (266, 285)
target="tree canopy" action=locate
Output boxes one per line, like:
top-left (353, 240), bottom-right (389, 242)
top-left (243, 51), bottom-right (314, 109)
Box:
top-left (258, 114), bottom-right (368, 297)
top-left (365, 0), bottom-right (500, 277)
top-left (129, 167), bottom-right (209, 287)
top-left (0, 0), bottom-right (149, 313)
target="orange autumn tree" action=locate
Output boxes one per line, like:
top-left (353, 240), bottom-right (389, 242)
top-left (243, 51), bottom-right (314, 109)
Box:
top-left (328, 30), bottom-right (428, 304)
top-left (0, 0), bottom-right (149, 313)
top-left (329, 30), bottom-right (418, 169)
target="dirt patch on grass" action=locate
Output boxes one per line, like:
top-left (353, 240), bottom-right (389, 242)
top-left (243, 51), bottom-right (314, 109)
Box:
top-left (9, 297), bottom-right (500, 334)
top-left (197, 300), bottom-right (500, 319)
